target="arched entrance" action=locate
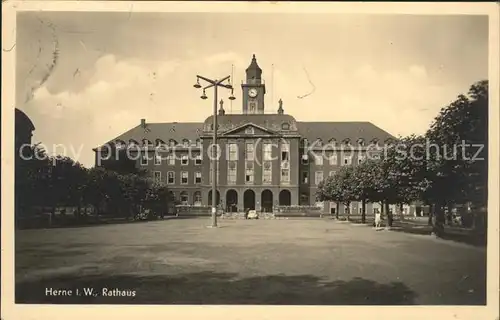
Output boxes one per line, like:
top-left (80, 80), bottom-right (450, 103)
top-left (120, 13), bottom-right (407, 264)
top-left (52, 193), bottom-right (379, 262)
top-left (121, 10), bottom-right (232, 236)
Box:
top-left (261, 189), bottom-right (273, 212)
top-left (243, 189), bottom-right (255, 210)
top-left (208, 190), bottom-right (220, 206)
top-left (279, 189), bottom-right (291, 206)
top-left (226, 189), bottom-right (238, 212)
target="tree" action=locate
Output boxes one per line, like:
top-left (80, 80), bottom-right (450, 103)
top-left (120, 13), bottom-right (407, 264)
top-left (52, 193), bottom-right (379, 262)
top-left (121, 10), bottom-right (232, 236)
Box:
top-left (425, 80), bottom-right (488, 234)
top-left (351, 159), bottom-right (386, 223)
top-left (316, 166), bottom-right (356, 220)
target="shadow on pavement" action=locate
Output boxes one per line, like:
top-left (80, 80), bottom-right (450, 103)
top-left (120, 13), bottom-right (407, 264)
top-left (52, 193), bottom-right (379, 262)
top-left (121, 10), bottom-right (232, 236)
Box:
top-left (16, 272), bottom-right (418, 305)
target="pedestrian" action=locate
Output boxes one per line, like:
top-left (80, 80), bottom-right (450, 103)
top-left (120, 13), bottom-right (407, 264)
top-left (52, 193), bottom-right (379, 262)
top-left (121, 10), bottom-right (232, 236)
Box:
top-left (375, 210), bottom-right (381, 228)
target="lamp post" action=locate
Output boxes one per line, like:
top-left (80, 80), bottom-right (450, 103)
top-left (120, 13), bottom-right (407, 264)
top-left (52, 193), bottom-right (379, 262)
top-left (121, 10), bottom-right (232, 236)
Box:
top-left (194, 74), bottom-right (235, 227)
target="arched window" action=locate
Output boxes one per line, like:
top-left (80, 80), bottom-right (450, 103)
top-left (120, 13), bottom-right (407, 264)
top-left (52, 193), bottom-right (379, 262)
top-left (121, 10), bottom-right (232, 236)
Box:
top-left (169, 139), bottom-right (177, 147)
top-left (193, 191), bottom-right (202, 206)
top-left (343, 139), bottom-right (351, 147)
top-left (182, 139), bottom-right (190, 147)
top-left (115, 139), bottom-right (126, 149)
top-left (129, 139), bottom-right (139, 147)
top-left (315, 138), bottom-right (323, 147)
top-left (180, 191), bottom-right (189, 205)
top-left (156, 139), bottom-right (166, 148)
top-left (328, 138), bottom-right (337, 146)
top-left (358, 138), bottom-right (365, 146)
top-left (281, 122), bottom-right (290, 130)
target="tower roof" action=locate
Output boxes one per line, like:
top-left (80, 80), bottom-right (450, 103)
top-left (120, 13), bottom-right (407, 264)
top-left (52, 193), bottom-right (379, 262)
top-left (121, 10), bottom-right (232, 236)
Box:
top-left (245, 54), bottom-right (262, 79)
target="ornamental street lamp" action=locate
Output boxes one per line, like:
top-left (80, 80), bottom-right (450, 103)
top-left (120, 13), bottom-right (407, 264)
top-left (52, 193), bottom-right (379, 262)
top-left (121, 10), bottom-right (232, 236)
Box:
top-left (193, 74), bottom-right (235, 227)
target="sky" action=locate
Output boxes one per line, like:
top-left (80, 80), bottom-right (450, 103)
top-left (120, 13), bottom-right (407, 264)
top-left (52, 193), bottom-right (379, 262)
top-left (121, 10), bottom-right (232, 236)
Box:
top-left (15, 11), bottom-right (489, 167)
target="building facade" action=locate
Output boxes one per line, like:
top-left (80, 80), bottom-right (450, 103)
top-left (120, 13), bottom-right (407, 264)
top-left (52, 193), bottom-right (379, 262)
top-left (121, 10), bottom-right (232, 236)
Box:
top-left (94, 55), bottom-right (409, 215)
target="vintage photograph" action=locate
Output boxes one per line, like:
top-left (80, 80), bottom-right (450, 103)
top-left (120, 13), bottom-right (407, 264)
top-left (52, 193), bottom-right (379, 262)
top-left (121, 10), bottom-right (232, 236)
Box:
top-left (6, 3), bottom-right (497, 310)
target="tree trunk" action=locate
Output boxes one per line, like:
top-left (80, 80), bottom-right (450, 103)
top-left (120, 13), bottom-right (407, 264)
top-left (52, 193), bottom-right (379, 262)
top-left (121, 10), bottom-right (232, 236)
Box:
top-left (446, 203), bottom-right (454, 226)
top-left (346, 202), bottom-right (350, 221)
top-left (384, 202), bottom-right (392, 227)
top-left (335, 202), bottom-right (340, 219)
top-left (399, 203), bottom-right (404, 222)
top-left (50, 205), bottom-right (56, 228)
top-left (361, 199), bottom-right (366, 224)
top-left (432, 202), bottom-right (446, 237)
top-left (427, 203), bottom-right (434, 226)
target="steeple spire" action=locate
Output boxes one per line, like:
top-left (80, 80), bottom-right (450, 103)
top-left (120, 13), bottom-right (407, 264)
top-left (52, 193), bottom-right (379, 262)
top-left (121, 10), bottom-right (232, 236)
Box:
top-left (277, 99), bottom-right (284, 114)
top-left (246, 54), bottom-right (262, 81)
top-left (218, 99), bottom-right (225, 116)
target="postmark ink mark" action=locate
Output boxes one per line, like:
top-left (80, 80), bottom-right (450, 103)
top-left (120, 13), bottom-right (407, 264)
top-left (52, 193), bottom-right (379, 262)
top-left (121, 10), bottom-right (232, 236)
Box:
top-left (3, 42), bottom-right (16, 52)
top-left (297, 66), bottom-right (316, 99)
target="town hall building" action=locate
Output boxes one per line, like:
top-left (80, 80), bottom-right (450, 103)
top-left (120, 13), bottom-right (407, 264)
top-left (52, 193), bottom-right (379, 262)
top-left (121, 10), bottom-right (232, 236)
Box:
top-left (94, 55), bottom-right (400, 215)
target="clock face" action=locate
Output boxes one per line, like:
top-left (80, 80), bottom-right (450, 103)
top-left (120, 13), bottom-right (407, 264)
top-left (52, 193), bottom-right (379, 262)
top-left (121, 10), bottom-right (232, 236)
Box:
top-left (248, 88), bottom-right (258, 98)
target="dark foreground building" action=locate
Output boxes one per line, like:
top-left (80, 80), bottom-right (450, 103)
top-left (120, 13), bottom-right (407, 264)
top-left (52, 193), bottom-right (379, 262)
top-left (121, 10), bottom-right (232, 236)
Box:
top-left (93, 55), bottom-right (415, 215)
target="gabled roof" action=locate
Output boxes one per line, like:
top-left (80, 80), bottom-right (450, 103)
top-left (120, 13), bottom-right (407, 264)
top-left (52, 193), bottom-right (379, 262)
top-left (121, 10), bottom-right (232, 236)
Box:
top-left (221, 122), bottom-right (277, 136)
top-left (203, 114), bottom-right (298, 132)
top-left (296, 121), bottom-right (395, 143)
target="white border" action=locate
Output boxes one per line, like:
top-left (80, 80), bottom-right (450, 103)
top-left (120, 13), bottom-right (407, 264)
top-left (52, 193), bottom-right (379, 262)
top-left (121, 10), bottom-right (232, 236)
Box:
top-left (2, 2), bottom-right (499, 320)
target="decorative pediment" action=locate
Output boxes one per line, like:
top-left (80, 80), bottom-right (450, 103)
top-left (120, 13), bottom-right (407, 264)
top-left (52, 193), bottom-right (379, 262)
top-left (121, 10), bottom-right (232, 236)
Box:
top-left (221, 123), bottom-right (278, 137)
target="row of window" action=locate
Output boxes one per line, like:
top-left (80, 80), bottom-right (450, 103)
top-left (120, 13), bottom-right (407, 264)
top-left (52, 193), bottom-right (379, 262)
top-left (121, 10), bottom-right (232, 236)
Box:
top-left (303, 170), bottom-right (342, 185)
top-left (174, 191), bottom-right (202, 205)
top-left (303, 153), bottom-right (370, 166)
top-left (302, 138), bottom-right (393, 147)
top-left (113, 136), bottom-right (393, 150)
top-left (117, 138), bottom-right (202, 149)
top-left (154, 171), bottom-right (202, 184)
top-left (141, 154), bottom-right (202, 166)
top-left (142, 152), bottom-right (367, 166)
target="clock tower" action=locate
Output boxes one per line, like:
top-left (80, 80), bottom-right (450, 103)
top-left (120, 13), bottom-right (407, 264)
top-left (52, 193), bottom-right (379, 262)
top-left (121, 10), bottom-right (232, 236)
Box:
top-left (242, 54), bottom-right (266, 114)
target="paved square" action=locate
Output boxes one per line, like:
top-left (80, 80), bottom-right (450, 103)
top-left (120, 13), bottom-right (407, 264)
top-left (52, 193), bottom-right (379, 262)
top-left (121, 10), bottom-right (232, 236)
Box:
top-left (15, 218), bottom-right (486, 305)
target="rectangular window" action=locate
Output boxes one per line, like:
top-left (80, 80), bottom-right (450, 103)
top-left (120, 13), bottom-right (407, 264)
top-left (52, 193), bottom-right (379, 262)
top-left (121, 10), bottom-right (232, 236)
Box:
top-left (154, 153), bottom-right (162, 165)
top-left (167, 171), bottom-right (175, 184)
top-left (245, 143), bottom-right (254, 161)
top-left (358, 153), bottom-right (365, 164)
top-left (281, 143), bottom-right (290, 161)
top-left (195, 171), bottom-right (202, 184)
top-left (329, 171), bottom-right (336, 177)
top-left (141, 153), bottom-right (148, 165)
top-left (153, 171), bottom-right (161, 182)
top-left (181, 155), bottom-right (188, 165)
top-left (329, 153), bottom-right (337, 165)
top-left (315, 171), bottom-right (324, 185)
top-left (227, 161), bottom-right (237, 184)
top-left (343, 155), bottom-right (352, 165)
top-left (373, 207), bottom-right (380, 214)
top-left (302, 171), bottom-right (309, 184)
top-left (228, 143), bottom-right (238, 161)
top-left (263, 143), bottom-right (273, 161)
top-left (181, 171), bottom-right (188, 184)
top-left (301, 154), bottom-right (309, 165)
top-left (314, 154), bottom-right (323, 166)
top-left (281, 169), bottom-right (290, 182)
top-left (167, 154), bottom-right (175, 165)
top-left (245, 161), bottom-right (254, 184)
top-left (263, 161), bottom-right (272, 184)
top-left (194, 154), bottom-right (202, 165)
